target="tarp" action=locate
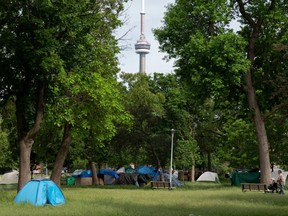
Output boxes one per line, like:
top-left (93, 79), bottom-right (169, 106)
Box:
top-left (72, 170), bottom-right (92, 178)
top-left (113, 173), bottom-right (138, 185)
top-left (0, 170), bottom-right (19, 184)
top-left (153, 173), bottom-right (184, 187)
top-left (197, 171), bottom-right (220, 183)
top-left (14, 179), bottom-right (65, 206)
top-left (79, 170), bottom-right (92, 178)
top-left (231, 171), bottom-right (260, 186)
top-left (97, 169), bottom-right (119, 179)
top-left (137, 166), bottom-right (158, 178)
top-left (116, 167), bottom-right (125, 173)
top-left (104, 175), bottom-right (116, 185)
top-left (72, 169), bottom-right (83, 177)
top-left (97, 169), bottom-right (119, 185)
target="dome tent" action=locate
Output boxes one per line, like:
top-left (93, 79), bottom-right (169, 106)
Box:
top-left (15, 179), bottom-right (65, 206)
top-left (0, 170), bottom-right (19, 184)
top-left (197, 171), bottom-right (220, 183)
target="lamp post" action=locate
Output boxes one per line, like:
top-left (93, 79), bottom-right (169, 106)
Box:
top-left (169, 129), bottom-right (175, 189)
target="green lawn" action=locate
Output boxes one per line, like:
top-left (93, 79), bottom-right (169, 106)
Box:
top-left (1, 182), bottom-right (287, 216)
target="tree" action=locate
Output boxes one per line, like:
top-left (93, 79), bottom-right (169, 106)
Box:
top-left (176, 136), bottom-right (200, 182)
top-left (0, 100), bottom-right (19, 169)
top-left (155, 0), bottom-right (288, 183)
top-left (48, 72), bottom-right (131, 185)
top-left (221, 118), bottom-right (258, 169)
top-left (148, 73), bottom-right (202, 174)
top-left (111, 73), bottom-right (167, 167)
top-left (0, 0), bottom-right (127, 190)
top-left (0, 116), bottom-right (11, 168)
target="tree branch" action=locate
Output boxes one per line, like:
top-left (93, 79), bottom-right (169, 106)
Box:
top-left (236, 0), bottom-right (256, 28)
top-left (26, 83), bottom-right (45, 139)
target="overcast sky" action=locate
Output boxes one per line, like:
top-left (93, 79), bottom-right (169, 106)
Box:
top-left (116, 0), bottom-right (175, 75)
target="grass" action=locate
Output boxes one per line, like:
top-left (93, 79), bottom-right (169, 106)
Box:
top-left (1, 182), bottom-right (288, 216)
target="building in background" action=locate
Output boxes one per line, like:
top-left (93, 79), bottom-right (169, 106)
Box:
top-left (135, 0), bottom-right (150, 73)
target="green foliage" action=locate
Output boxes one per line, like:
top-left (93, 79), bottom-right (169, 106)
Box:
top-left (69, 157), bottom-right (89, 171)
top-left (177, 31), bottom-right (249, 105)
top-left (33, 118), bottom-right (63, 167)
top-left (148, 73), bottom-right (203, 169)
top-left (154, 0), bottom-right (232, 58)
top-left (267, 115), bottom-right (288, 166)
top-left (221, 118), bottom-right (258, 168)
top-left (0, 116), bottom-right (11, 167)
top-left (0, 0), bottom-right (129, 172)
top-left (110, 73), bottom-right (167, 166)
top-left (0, 101), bottom-right (18, 169)
top-left (176, 137), bottom-right (201, 170)
top-left (154, 0), bottom-right (288, 173)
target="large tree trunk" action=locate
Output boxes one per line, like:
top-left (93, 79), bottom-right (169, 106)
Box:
top-left (50, 123), bottom-right (72, 186)
top-left (245, 68), bottom-right (271, 183)
top-left (207, 151), bottom-right (212, 171)
top-left (18, 138), bottom-right (33, 191)
top-left (190, 153), bottom-right (195, 182)
top-left (88, 161), bottom-right (99, 185)
top-left (237, 0), bottom-right (272, 184)
top-left (17, 84), bottom-right (45, 191)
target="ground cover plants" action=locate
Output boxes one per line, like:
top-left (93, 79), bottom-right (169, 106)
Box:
top-left (1, 182), bottom-right (287, 216)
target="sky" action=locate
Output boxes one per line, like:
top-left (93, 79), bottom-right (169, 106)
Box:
top-left (116, 0), bottom-right (175, 75)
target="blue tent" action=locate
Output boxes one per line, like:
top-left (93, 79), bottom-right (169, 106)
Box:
top-left (14, 179), bottom-right (65, 206)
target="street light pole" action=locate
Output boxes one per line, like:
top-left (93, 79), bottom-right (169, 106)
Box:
top-left (169, 129), bottom-right (175, 189)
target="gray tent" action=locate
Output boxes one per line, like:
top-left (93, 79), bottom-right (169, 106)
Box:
top-left (197, 171), bottom-right (220, 183)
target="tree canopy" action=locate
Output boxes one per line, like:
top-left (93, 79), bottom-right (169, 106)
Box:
top-left (0, 0), bottom-right (128, 189)
top-left (154, 0), bottom-right (288, 183)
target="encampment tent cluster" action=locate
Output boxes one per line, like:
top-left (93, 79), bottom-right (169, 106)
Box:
top-left (71, 165), bottom-right (186, 187)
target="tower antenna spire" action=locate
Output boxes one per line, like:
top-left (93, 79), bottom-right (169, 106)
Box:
top-left (135, 0), bottom-right (150, 73)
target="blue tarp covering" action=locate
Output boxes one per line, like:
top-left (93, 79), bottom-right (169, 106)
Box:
top-left (14, 179), bottom-right (65, 206)
top-left (137, 166), bottom-right (158, 178)
top-left (79, 170), bottom-right (92, 177)
top-left (97, 169), bottom-right (119, 179)
top-left (72, 170), bottom-right (93, 178)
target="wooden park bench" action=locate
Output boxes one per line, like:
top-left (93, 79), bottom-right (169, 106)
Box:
top-left (151, 181), bottom-right (174, 189)
top-left (241, 183), bottom-right (269, 193)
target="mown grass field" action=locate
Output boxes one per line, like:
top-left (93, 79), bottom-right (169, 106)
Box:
top-left (1, 182), bottom-right (287, 216)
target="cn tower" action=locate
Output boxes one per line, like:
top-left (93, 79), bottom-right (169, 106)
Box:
top-left (135, 0), bottom-right (151, 73)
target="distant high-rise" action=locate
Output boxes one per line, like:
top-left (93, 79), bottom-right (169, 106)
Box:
top-left (135, 0), bottom-right (150, 73)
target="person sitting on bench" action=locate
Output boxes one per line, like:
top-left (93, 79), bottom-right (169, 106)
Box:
top-left (268, 178), bottom-right (278, 193)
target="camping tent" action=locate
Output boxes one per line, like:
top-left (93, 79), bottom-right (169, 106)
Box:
top-left (0, 170), bottom-right (18, 184)
top-left (98, 169), bottom-right (119, 185)
top-left (197, 171), bottom-right (220, 183)
top-left (14, 179), bottom-right (65, 206)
